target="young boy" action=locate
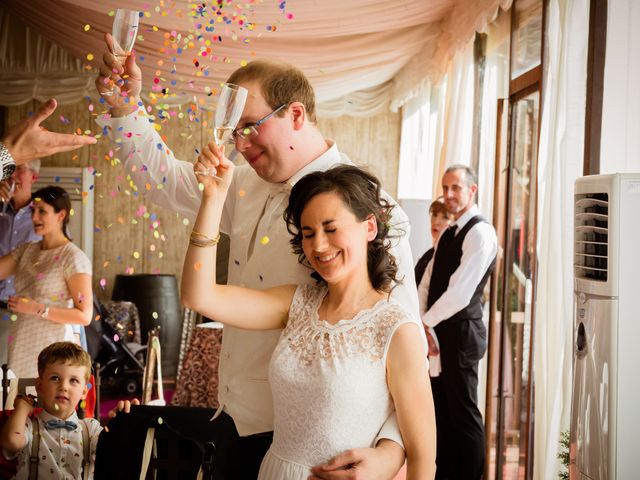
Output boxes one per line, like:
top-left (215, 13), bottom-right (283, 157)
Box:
top-left (0, 342), bottom-right (102, 479)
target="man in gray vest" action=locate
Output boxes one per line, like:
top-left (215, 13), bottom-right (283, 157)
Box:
top-left (417, 164), bottom-right (497, 479)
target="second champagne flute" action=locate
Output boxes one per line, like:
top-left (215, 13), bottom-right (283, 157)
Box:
top-left (198, 83), bottom-right (248, 179)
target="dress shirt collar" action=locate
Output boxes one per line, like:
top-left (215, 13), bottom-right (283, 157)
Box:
top-left (39, 409), bottom-right (80, 430)
top-left (287, 140), bottom-right (342, 187)
top-left (452, 204), bottom-right (480, 233)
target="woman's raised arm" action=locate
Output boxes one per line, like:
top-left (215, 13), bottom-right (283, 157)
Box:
top-left (180, 142), bottom-right (294, 330)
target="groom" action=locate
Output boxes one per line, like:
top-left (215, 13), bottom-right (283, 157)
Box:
top-left (96, 35), bottom-right (419, 479)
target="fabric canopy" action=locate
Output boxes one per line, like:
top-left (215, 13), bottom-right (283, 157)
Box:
top-left (1, 0), bottom-right (510, 116)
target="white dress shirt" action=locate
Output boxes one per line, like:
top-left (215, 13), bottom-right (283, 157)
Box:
top-left (5, 410), bottom-right (102, 480)
top-left (97, 111), bottom-right (419, 438)
top-left (417, 204), bottom-right (497, 374)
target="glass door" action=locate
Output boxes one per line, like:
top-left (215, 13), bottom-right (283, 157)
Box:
top-left (489, 89), bottom-right (539, 480)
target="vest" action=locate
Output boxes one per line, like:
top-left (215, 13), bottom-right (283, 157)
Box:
top-left (414, 248), bottom-right (434, 286)
top-left (427, 215), bottom-right (496, 322)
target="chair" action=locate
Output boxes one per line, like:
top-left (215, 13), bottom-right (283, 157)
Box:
top-left (142, 327), bottom-right (165, 406)
top-left (94, 405), bottom-right (236, 480)
top-left (1, 363), bottom-right (36, 410)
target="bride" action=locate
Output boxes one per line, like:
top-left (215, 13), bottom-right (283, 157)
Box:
top-left (181, 144), bottom-right (436, 479)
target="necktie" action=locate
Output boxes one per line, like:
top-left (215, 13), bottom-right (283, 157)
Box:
top-left (438, 224), bottom-right (458, 246)
top-left (248, 182), bottom-right (292, 260)
top-left (44, 418), bottom-right (77, 431)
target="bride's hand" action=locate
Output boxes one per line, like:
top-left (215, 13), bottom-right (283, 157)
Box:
top-left (194, 142), bottom-right (234, 197)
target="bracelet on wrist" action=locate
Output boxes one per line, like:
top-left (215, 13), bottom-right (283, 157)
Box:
top-left (36, 304), bottom-right (50, 318)
top-left (189, 230), bottom-right (220, 248)
top-left (15, 393), bottom-right (37, 408)
top-left (0, 141), bottom-right (16, 181)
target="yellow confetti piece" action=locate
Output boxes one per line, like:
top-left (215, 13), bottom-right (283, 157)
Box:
top-left (54, 403), bottom-right (60, 411)
top-left (260, 236), bottom-right (270, 245)
top-left (152, 312), bottom-right (159, 319)
top-left (10, 314), bottom-right (17, 322)
top-left (198, 183), bottom-right (204, 191)
top-left (133, 251), bottom-right (140, 259)
top-left (182, 218), bottom-right (190, 226)
top-left (84, 24), bottom-right (91, 32)
top-left (87, 53), bottom-right (94, 61)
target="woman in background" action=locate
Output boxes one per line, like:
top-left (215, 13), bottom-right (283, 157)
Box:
top-left (414, 197), bottom-right (453, 374)
top-left (0, 186), bottom-right (92, 377)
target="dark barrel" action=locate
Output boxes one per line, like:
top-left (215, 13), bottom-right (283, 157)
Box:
top-left (112, 274), bottom-right (182, 379)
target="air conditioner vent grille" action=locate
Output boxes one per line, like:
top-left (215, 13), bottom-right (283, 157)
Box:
top-left (575, 193), bottom-right (608, 281)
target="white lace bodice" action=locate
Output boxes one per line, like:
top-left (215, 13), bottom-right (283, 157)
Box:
top-left (267, 284), bottom-right (416, 469)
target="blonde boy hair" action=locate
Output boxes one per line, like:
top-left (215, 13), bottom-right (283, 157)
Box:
top-left (227, 60), bottom-right (317, 123)
top-left (37, 342), bottom-right (92, 382)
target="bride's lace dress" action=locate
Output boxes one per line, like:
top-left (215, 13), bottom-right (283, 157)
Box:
top-left (258, 284), bottom-right (417, 480)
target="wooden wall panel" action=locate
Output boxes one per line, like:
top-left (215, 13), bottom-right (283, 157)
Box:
top-left (316, 110), bottom-right (401, 197)
top-left (5, 102), bottom-right (402, 301)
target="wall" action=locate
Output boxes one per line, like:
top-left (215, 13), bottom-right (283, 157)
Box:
top-left (5, 102), bottom-right (401, 301)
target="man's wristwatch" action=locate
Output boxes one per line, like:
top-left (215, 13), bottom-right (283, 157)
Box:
top-left (0, 142), bottom-right (16, 181)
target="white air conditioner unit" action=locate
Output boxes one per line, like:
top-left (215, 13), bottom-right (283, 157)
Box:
top-left (570, 173), bottom-right (640, 479)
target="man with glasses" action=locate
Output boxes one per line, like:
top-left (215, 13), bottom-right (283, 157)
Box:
top-left (96, 40), bottom-right (418, 479)
top-left (0, 160), bottom-right (41, 363)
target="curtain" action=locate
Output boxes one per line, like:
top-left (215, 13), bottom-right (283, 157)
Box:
top-left (533, 0), bottom-right (589, 478)
top-left (476, 10), bottom-right (510, 220)
top-left (397, 82), bottom-right (445, 201)
top-left (391, 0), bottom-right (514, 111)
top-left (1, 0), bottom-right (517, 115)
top-left (432, 41), bottom-right (476, 194)
top-left (599, 0), bottom-right (640, 173)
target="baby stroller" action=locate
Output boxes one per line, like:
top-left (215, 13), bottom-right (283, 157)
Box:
top-left (87, 296), bottom-right (146, 394)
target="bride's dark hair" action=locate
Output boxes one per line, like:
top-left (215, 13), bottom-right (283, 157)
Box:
top-left (284, 165), bottom-right (400, 293)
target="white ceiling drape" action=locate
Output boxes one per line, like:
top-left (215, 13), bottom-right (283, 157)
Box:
top-left (2, 0), bottom-right (511, 116)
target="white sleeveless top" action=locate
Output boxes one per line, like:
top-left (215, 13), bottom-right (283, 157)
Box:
top-left (258, 284), bottom-right (417, 480)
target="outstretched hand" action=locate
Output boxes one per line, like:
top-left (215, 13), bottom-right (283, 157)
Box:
top-left (1, 99), bottom-right (96, 164)
top-left (193, 142), bottom-right (234, 197)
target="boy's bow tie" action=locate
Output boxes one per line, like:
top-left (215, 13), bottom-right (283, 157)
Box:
top-left (44, 419), bottom-right (77, 431)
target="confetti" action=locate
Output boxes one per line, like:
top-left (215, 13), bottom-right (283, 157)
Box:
top-left (260, 236), bottom-right (270, 245)
top-left (84, 24), bottom-right (91, 32)
top-left (194, 262), bottom-right (202, 271)
top-left (152, 312), bottom-right (158, 319)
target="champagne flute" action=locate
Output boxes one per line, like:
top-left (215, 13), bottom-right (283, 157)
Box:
top-left (0, 180), bottom-right (15, 217)
top-left (103, 9), bottom-right (140, 96)
top-left (197, 83), bottom-right (248, 180)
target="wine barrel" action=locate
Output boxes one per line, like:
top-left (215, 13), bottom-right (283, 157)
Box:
top-left (112, 274), bottom-right (182, 378)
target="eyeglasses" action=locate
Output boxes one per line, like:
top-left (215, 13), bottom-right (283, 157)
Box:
top-left (231, 104), bottom-right (287, 141)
